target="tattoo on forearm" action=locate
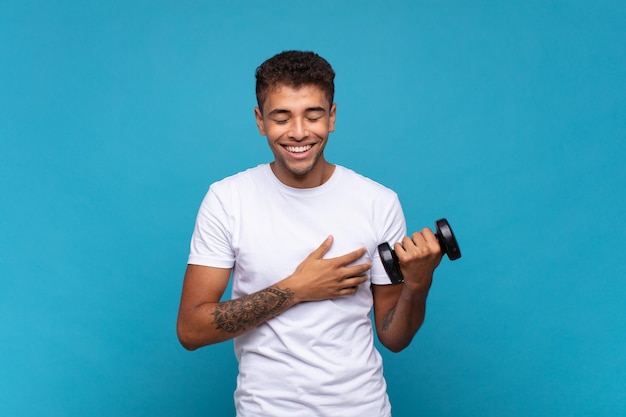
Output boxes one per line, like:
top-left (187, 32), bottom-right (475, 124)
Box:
top-left (212, 286), bottom-right (294, 334)
top-left (382, 306), bottom-right (397, 333)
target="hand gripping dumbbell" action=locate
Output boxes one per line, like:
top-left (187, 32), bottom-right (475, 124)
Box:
top-left (377, 218), bottom-right (461, 284)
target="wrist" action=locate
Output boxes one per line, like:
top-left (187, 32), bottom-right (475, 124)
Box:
top-left (278, 275), bottom-right (303, 304)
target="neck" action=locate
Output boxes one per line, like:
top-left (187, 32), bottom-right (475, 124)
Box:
top-left (270, 161), bottom-right (335, 188)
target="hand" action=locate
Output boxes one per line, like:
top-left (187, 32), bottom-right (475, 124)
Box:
top-left (394, 228), bottom-right (443, 292)
top-left (285, 236), bottom-right (371, 302)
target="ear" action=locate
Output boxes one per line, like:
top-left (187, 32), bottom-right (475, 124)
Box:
top-left (328, 103), bottom-right (337, 133)
top-left (254, 107), bottom-right (266, 136)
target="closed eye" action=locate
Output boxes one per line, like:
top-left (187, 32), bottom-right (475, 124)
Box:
top-left (306, 110), bottom-right (325, 122)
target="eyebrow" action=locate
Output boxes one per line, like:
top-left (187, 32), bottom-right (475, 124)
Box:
top-left (268, 109), bottom-right (290, 116)
top-left (305, 106), bottom-right (327, 113)
top-left (267, 106), bottom-right (327, 116)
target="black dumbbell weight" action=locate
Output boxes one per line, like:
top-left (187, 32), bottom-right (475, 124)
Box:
top-left (377, 218), bottom-right (461, 284)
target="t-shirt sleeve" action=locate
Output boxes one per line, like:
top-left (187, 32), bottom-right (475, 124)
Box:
top-left (187, 185), bottom-right (235, 268)
top-left (369, 192), bottom-right (407, 285)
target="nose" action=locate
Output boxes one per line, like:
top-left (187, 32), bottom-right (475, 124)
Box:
top-left (288, 118), bottom-right (308, 141)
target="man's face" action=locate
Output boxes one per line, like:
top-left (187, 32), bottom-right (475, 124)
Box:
top-left (255, 84), bottom-right (336, 188)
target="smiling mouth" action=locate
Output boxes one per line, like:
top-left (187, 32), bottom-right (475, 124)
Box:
top-left (284, 144), bottom-right (313, 153)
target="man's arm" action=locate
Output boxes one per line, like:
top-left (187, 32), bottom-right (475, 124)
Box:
top-left (176, 265), bottom-right (297, 349)
top-left (372, 227), bottom-right (443, 353)
top-left (176, 236), bottom-right (371, 350)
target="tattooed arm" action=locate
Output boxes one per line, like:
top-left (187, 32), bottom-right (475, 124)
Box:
top-left (176, 265), bottom-right (297, 350)
top-left (177, 236), bottom-right (371, 351)
top-left (372, 228), bottom-right (443, 353)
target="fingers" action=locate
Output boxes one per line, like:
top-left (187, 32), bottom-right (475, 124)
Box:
top-left (391, 227), bottom-right (443, 290)
top-left (335, 246), bottom-right (368, 266)
top-left (309, 235), bottom-right (334, 259)
top-left (296, 237), bottom-right (371, 300)
top-left (336, 275), bottom-right (369, 296)
top-left (341, 262), bottom-right (371, 282)
top-left (310, 236), bottom-right (369, 267)
top-left (394, 228), bottom-right (441, 257)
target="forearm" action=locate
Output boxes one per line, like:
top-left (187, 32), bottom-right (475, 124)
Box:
top-left (376, 228), bottom-right (441, 352)
top-left (377, 284), bottom-right (429, 353)
top-left (177, 283), bottom-right (296, 350)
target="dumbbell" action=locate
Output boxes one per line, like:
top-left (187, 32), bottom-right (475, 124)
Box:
top-left (377, 218), bottom-right (461, 284)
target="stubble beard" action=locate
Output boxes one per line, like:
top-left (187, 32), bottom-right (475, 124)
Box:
top-left (274, 148), bottom-right (324, 178)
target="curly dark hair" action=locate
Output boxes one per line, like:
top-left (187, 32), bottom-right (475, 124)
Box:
top-left (255, 50), bottom-right (335, 111)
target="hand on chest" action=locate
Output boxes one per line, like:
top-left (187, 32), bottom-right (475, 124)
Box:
top-left (232, 197), bottom-right (377, 290)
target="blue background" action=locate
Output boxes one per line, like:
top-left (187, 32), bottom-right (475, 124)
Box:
top-left (1, 1), bottom-right (625, 416)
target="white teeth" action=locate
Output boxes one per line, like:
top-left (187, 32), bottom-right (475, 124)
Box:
top-left (285, 145), bottom-right (313, 153)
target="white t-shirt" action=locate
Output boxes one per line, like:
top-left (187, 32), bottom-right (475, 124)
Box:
top-left (189, 164), bottom-right (406, 417)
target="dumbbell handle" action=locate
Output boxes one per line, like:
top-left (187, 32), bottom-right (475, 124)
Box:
top-left (378, 218), bottom-right (461, 284)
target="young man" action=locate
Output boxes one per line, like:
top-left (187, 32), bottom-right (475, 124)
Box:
top-left (177, 50), bottom-right (443, 416)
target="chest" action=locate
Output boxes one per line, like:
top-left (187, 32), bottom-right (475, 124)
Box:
top-left (229, 189), bottom-right (378, 294)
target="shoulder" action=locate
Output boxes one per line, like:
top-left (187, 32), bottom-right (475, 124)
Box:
top-left (333, 166), bottom-right (404, 221)
top-left (197, 164), bottom-right (271, 213)
top-left (209, 164), bottom-right (270, 194)
top-left (335, 165), bottom-right (398, 198)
